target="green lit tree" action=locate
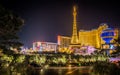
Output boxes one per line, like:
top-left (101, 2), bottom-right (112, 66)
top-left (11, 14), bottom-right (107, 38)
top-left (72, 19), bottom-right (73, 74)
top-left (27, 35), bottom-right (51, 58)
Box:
top-left (0, 5), bottom-right (24, 54)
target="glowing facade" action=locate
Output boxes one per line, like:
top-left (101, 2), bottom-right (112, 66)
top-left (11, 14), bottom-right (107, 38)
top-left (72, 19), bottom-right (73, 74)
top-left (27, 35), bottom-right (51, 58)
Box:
top-left (33, 42), bottom-right (57, 53)
top-left (57, 5), bottom-right (119, 49)
top-left (79, 24), bottom-right (118, 48)
top-left (79, 24), bottom-right (107, 48)
top-left (57, 35), bottom-right (71, 48)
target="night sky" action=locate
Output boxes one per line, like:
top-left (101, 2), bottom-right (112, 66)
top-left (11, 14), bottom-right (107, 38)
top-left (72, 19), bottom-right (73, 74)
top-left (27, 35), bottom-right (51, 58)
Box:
top-left (1, 0), bottom-right (120, 48)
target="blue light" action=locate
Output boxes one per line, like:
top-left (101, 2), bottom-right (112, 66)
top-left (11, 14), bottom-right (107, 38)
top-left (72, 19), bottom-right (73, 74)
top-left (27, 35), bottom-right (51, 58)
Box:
top-left (110, 45), bottom-right (114, 49)
top-left (101, 28), bottom-right (114, 44)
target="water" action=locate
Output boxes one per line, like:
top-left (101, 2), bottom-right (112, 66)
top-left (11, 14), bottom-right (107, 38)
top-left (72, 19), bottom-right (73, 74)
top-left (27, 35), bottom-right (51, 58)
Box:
top-left (23, 67), bottom-right (94, 75)
top-left (0, 66), bottom-right (94, 75)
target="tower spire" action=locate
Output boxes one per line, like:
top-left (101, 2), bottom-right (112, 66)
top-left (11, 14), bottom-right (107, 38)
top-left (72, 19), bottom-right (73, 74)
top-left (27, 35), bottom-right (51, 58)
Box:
top-left (71, 5), bottom-right (79, 44)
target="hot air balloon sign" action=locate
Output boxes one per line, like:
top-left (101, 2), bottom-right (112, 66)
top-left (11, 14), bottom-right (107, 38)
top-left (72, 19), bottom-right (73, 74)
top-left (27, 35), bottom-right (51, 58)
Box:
top-left (101, 28), bottom-right (114, 44)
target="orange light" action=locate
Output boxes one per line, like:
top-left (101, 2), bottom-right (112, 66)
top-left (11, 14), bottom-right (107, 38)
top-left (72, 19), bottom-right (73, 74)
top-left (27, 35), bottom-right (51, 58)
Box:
top-left (57, 35), bottom-right (61, 45)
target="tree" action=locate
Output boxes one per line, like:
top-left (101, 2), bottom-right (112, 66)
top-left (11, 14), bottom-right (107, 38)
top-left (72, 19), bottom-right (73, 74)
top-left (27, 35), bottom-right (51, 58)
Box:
top-left (111, 37), bottom-right (120, 56)
top-left (0, 5), bottom-right (24, 54)
top-left (115, 37), bottom-right (120, 44)
top-left (115, 37), bottom-right (120, 52)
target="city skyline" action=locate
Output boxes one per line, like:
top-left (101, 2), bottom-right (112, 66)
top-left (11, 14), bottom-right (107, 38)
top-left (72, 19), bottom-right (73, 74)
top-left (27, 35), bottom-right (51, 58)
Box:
top-left (1, 0), bottom-right (120, 48)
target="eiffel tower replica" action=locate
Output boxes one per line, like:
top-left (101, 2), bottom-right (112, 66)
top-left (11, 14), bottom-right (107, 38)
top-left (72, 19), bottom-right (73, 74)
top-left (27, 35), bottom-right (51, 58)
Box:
top-left (69, 5), bottom-right (81, 51)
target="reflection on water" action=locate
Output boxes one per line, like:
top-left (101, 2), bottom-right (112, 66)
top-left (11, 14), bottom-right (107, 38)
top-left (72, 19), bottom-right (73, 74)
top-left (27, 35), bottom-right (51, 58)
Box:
top-left (32, 68), bottom-right (92, 75)
top-left (0, 66), bottom-right (96, 75)
top-left (38, 67), bottom-right (93, 75)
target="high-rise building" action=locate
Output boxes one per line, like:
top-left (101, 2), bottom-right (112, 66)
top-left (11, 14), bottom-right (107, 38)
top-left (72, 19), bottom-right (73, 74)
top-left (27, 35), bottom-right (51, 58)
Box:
top-left (57, 35), bottom-right (71, 48)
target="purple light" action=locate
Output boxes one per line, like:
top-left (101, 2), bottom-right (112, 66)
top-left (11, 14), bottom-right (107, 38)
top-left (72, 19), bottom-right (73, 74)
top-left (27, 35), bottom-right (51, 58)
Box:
top-left (87, 46), bottom-right (96, 55)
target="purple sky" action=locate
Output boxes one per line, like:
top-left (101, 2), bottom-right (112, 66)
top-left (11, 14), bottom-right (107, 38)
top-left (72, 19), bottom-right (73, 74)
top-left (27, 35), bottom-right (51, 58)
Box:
top-left (1, 0), bottom-right (120, 48)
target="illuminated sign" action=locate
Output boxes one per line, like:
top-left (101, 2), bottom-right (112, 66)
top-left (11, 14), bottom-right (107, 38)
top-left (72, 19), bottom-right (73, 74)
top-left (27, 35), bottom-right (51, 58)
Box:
top-left (101, 28), bottom-right (115, 44)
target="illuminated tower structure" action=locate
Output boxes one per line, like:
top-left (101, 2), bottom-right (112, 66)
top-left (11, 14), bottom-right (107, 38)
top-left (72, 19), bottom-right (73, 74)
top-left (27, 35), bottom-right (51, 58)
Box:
top-left (71, 5), bottom-right (79, 44)
top-left (69, 5), bottom-right (81, 50)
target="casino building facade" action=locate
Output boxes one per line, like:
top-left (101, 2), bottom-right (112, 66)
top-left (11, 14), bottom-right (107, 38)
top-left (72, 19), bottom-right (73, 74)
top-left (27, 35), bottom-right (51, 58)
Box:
top-left (58, 24), bottom-right (118, 49)
top-left (58, 5), bottom-right (119, 50)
